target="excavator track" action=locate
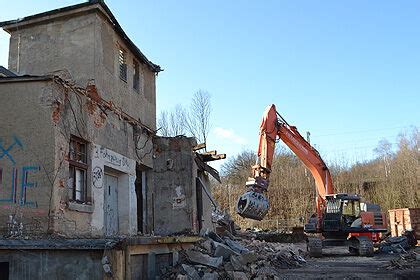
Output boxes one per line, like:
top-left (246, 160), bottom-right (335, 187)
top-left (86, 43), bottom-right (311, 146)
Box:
top-left (307, 237), bottom-right (323, 258)
top-left (357, 237), bottom-right (374, 257)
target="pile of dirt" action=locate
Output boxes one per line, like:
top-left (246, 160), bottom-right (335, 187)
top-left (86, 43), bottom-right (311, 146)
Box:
top-left (161, 232), bottom-right (306, 279)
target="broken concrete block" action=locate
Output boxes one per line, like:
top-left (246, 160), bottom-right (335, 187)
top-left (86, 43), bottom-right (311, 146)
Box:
top-left (224, 262), bottom-right (235, 272)
top-left (202, 272), bottom-right (219, 280)
top-left (181, 264), bottom-right (200, 280)
top-left (224, 238), bottom-right (249, 254)
top-left (200, 239), bottom-right (213, 254)
top-left (213, 241), bottom-right (238, 260)
top-left (185, 249), bottom-right (223, 269)
top-left (208, 231), bottom-right (224, 243)
top-left (176, 274), bottom-right (188, 280)
top-left (230, 255), bottom-right (244, 271)
top-left (233, 271), bottom-right (249, 280)
top-left (238, 251), bottom-right (257, 265)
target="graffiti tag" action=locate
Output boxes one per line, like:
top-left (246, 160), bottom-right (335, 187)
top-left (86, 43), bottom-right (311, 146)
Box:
top-left (92, 166), bottom-right (103, 189)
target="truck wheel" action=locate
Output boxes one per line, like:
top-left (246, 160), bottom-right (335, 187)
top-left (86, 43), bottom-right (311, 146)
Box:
top-left (358, 238), bottom-right (374, 257)
top-left (307, 237), bottom-right (322, 258)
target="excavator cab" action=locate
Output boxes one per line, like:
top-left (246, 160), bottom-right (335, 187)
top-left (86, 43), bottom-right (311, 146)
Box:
top-left (323, 194), bottom-right (362, 233)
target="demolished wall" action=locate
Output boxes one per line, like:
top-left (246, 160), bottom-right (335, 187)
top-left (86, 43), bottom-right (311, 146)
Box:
top-left (153, 136), bottom-right (199, 235)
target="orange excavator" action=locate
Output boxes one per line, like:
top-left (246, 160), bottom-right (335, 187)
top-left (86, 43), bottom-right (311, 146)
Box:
top-left (237, 104), bottom-right (387, 257)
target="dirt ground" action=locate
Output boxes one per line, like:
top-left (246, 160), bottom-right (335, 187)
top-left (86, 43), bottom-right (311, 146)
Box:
top-left (277, 244), bottom-right (420, 280)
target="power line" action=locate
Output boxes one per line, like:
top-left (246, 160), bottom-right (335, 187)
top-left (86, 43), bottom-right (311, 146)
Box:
top-left (318, 142), bottom-right (400, 153)
top-left (312, 125), bottom-right (417, 138)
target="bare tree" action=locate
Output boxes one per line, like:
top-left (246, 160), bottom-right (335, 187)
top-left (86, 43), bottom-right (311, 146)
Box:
top-left (158, 110), bottom-right (169, 136)
top-left (157, 105), bottom-right (188, 137)
top-left (186, 90), bottom-right (211, 145)
top-left (157, 90), bottom-right (212, 143)
top-left (373, 138), bottom-right (393, 177)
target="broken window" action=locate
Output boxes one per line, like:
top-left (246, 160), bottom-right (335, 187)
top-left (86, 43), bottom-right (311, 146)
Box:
top-left (133, 60), bottom-right (140, 92)
top-left (118, 46), bottom-right (127, 81)
top-left (69, 136), bottom-right (88, 202)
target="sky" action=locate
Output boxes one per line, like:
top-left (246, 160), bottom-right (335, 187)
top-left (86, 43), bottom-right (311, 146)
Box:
top-left (1, 1), bottom-right (419, 170)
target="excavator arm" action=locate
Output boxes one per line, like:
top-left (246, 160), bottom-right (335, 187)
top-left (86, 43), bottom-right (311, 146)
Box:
top-left (237, 104), bottom-right (334, 221)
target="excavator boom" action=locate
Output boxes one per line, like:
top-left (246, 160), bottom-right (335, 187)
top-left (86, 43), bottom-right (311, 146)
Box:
top-left (237, 104), bottom-right (334, 221)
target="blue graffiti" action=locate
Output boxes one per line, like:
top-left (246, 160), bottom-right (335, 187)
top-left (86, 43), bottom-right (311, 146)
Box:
top-left (0, 167), bottom-right (17, 204)
top-left (0, 136), bottom-right (38, 208)
top-left (0, 136), bottom-right (23, 165)
top-left (20, 166), bottom-right (39, 207)
top-left (0, 166), bottom-right (39, 207)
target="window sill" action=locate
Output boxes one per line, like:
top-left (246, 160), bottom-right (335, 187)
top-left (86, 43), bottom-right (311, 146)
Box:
top-left (68, 201), bottom-right (94, 213)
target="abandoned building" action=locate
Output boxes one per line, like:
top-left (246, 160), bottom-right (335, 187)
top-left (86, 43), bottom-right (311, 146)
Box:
top-left (0, 1), bottom-right (223, 279)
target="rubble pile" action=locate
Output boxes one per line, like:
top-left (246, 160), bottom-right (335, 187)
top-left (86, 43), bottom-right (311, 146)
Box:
top-left (161, 232), bottom-right (307, 279)
top-left (379, 230), bottom-right (417, 254)
top-left (384, 249), bottom-right (420, 270)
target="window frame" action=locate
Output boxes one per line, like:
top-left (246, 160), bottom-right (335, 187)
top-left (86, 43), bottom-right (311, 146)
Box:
top-left (118, 46), bottom-right (128, 82)
top-left (68, 136), bottom-right (89, 203)
top-left (133, 59), bottom-right (140, 92)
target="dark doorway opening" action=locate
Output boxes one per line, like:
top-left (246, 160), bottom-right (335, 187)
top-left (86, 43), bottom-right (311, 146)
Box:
top-left (196, 177), bottom-right (204, 231)
top-left (0, 262), bottom-right (9, 280)
top-left (135, 165), bottom-right (144, 233)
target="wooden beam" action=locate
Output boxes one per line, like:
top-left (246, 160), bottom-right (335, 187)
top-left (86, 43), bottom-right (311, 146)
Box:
top-left (202, 154), bottom-right (226, 162)
top-left (192, 143), bottom-right (206, 151)
top-left (200, 150), bottom-right (217, 156)
top-left (195, 155), bottom-right (221, 183)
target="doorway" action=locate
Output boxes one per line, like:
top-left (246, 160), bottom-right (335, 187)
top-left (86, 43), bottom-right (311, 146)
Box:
top-left (0, 262), bottom-right (9, 280)
top-left (104, 174), bottom-right (119, 236)
top-left (135, 167), bottom-right (146, 233)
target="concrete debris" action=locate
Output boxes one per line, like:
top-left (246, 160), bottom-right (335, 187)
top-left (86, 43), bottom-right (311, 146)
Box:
top-left (184, 249), bottom-right (223, 268)
top-left (225, 237), bottom-right (249, 254)
top-left (176, 274), bottom-right (189, 280)
top-left (200, 239), bottom-right (213, 253)
top-left (230, 255), bottom-right (243, 271)
top-left (201, 272), bottom-right (219, 280)
top-left (213, 241), bottom-right (238, 260)
top-left (161, 231), bottom-right (307, 279)
top-left (182, 264), bottom-right (201, 280)
top-left (212, 209), bottom-right (235, 234)
top-left (379, 233), bottom-right (416, 253)
top-left (231, 271), bottom-right (248, 279)
top-left (384, 250), bottom-right (420, 270)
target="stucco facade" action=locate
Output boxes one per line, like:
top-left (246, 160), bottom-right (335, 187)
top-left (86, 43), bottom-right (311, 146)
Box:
top-left (0, 0), bottom-right (160, 238)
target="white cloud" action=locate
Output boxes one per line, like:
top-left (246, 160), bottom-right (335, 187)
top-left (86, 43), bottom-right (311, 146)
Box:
top-left (213, 127), bottom-right (247, 145)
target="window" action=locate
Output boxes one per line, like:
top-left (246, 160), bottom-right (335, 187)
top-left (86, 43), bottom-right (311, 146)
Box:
top-left (118, 47), bottom-right (127, 81)
top-left (69, 136), bottom-right (88, 202)
top-left (133, 60), bottom-right (140, 91)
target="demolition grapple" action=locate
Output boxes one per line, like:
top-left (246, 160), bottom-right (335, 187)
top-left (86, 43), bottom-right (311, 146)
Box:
top-left (236, 176), bottom-right (269, 220)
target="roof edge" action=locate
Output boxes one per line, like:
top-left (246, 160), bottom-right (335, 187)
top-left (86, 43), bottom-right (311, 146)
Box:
top-left (0, 0), bottom-right (162, 73)
top-left (0, 75), bottom-right (54, 83)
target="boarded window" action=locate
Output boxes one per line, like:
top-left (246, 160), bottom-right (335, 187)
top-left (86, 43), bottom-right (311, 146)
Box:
top-left (118, 47), bottom-right (127, 81)
top-left (133, 60), bottom-right (140, 91)
top-left (69, 136), bottom-right (88, 202)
